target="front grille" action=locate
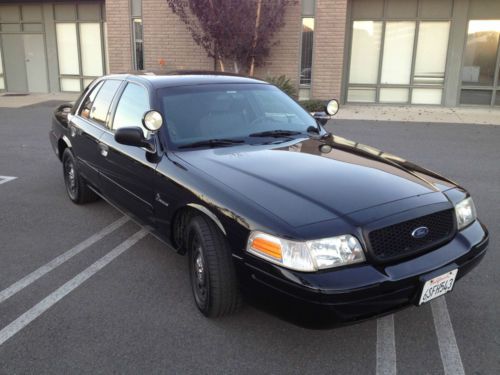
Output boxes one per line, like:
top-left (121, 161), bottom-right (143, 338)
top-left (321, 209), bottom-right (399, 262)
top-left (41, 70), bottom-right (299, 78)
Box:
top-left (368, 209), bottom-right (456, 262)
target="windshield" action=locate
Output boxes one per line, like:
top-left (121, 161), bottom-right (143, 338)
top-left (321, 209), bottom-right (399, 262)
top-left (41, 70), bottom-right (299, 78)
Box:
top-left (159, 83), bottom-right (316, 148)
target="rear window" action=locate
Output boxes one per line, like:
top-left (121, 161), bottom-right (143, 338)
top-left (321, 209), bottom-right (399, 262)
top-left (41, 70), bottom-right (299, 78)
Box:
top-left (89, 80), bottom-right (122, 127)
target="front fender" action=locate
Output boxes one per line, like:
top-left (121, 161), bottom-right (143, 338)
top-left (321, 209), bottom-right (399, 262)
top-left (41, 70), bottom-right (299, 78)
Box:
top-left (187, 203), bottom-right (227, 235)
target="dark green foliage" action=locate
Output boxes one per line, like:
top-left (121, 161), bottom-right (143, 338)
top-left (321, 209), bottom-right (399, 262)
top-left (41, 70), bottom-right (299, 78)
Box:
top-left (266, 75), bottom-right (297, 98)
top-left (299, 99), bottom-right (326, 113)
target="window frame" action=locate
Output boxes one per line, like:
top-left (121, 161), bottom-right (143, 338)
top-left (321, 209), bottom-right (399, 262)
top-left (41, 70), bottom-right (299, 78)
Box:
top-left (459, 19), bottom-right (500, 107)
top-left (110, 81), bottom-right (151, 134)
top-left (54, 2), bottom-right (106, 92)
top-left (77, 79), bottom-right (104, 118)
top-left (298, 0), bottom-right (316, 101)
top-left (132, 18), bottom-right (144, 71)
top-left (346, 19), bottom-right (451, 105)
top-left (77, 79), bottom-right (124, 130)
top-left (345, 0), bottom-right (453, 105)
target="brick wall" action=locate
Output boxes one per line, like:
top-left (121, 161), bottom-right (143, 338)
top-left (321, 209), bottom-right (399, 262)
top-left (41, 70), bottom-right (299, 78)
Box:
top-left (142, 0), bottom-right (212, 72)
top-left (253, 2), bottom-right (302, 86)
top-left (105, 0), bottom-right (133, 73)
top-left (104, 0), bottom-right (348, 100)
top-left (312, 0), bottom-right (348, 100)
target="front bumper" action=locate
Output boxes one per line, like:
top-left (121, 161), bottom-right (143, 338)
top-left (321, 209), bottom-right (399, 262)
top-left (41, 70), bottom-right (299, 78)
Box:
top-left (234, 220), bottom-right (488, 324)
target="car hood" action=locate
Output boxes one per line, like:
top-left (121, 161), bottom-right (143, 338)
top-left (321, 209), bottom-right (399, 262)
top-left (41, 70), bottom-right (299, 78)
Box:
top-left (175, 136), bottom-right (457, 228)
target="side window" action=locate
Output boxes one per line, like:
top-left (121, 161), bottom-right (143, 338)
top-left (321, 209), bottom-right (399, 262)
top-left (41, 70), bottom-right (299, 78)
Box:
top-left (112, 83), bottom-right (150, 136)
top-left (79, 81), bottom-right (104, 119)
top-left (89, 80), bottom-right (122, 127)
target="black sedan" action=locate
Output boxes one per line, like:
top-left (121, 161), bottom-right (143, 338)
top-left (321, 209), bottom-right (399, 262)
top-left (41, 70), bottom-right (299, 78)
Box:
top-left (49, 73), bottom-right (488, 322)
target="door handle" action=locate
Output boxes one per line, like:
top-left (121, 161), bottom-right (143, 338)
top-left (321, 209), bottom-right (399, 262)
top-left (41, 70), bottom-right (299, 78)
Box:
top-left (98, 143), bottom-right (109, 157)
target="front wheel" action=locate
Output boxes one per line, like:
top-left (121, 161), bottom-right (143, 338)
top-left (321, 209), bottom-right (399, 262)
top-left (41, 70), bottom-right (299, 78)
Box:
top-left (62, 148), bottom-right (98, 204)
top-left (187, 215), bottom-right (242, 317)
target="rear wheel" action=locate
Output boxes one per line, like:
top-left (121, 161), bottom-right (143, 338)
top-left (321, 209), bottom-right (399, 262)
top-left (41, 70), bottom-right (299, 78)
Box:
top-left (187, 215), bottom-right (242, 317)
top-left (62, 148), bottom-right (98, 204)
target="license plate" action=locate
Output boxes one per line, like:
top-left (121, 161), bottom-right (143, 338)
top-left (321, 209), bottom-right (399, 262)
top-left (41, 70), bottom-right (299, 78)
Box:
top-left (419, 269), bottom-right (458, 305)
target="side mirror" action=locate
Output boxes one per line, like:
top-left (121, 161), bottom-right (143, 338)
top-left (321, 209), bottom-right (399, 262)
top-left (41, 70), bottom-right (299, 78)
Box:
top-left (115, 127), bottom-right (156, 153)
top-left (54, 103), bottom-right (74, 127)
top-left (142, 110), bottom-right (163, 132)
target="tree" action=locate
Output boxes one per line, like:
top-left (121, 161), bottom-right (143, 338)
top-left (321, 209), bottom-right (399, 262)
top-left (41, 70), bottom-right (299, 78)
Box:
top-left (165, 0), bottom-right (296, 75)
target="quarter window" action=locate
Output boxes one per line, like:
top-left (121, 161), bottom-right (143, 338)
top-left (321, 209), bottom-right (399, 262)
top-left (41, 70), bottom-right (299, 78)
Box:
top-left (89, 80), bottom-right (122, 126)
top-left (112, 83), bottom-right (150, 135)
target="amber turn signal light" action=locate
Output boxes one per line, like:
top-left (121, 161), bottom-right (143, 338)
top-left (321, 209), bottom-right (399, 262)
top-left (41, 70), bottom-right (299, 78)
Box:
top-left (251, 237), bottom-right (282, 260)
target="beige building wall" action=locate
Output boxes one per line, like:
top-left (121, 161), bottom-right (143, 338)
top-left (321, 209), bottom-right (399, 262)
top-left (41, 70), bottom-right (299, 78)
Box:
top-left (142, 0), bottom-right (212, 72)
top-left (312, 0), bottom-right (348, 100)
top-left (254, 1), bottom-right (302, 86)
top-left (105, 0), bottom-right (133, 73)
top-left (105, 0), bottom-right (348, 100)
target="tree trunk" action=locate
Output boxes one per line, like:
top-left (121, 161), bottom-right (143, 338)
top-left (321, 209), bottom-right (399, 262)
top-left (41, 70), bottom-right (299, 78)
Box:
top-left (233, 60), bottom-right (239, 74)
top-left (249, 0), bottom-right (262, 76)
top-left (218, 57), bottom-right (225, 71)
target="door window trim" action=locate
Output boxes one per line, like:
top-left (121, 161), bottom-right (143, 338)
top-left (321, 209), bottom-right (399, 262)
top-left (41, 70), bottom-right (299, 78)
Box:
top-left (109, 80), bottom-right (152, 133)
top-left (76, 78), bottom-right (124, 131)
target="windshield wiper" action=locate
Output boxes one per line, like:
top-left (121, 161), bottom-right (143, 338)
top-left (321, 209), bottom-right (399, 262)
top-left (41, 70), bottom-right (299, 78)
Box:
top-left (249, 130), bottom-right (304, 138)
top-left (178, 138), bottom-right (244, 149)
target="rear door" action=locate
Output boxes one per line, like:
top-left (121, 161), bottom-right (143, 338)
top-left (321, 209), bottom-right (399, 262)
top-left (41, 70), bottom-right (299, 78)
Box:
top-left (98, 81), bottom-right (159, 225)
top-left (69, 79), bottom-right (123, 188)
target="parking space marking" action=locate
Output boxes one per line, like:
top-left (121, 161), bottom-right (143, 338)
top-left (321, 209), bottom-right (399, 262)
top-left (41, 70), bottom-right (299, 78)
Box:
top-left (0, 176), bottom-right (17, 185)
top-left (0, 229), bottom-right (147, 347)
top-left (431, 297), bottom-right (465, 375)
top-left (376, 314), bottom-right (396, 375)
top-left (0, 216), bottom-right (129, 304)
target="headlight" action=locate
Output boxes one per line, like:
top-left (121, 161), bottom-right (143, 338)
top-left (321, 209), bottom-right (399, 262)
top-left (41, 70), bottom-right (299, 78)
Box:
top-left (455, 197), bottom-right (477, 230)
top-left (247, 231), bottom-right (365, 272)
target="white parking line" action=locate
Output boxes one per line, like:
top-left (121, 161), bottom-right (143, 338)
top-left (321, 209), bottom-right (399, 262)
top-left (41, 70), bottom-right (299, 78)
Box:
top-left (0, 229), bottom-right (147, 347)
top-left (0, 216), bottom-right (129, 304)
top-left (431, 297), bottom-right (465, 375)
top-left (0, 176), bottom-right (17, 185)
top-left (376, 314), bottom-right (397, 375)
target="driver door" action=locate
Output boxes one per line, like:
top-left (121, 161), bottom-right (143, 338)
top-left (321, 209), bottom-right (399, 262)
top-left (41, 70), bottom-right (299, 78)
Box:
top-left (98, 82), bottom-right (158, 225)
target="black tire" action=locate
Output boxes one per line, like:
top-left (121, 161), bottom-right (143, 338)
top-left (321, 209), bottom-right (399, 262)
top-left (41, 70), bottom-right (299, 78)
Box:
top-left (187, 215), bottom-right (242, 317)
top-left (62, 148), bottom-right (99, 204)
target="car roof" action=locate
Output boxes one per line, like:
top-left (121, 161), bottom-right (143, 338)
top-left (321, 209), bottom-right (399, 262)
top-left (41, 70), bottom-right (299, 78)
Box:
top-left (104, 71), bottom-right (268, 89)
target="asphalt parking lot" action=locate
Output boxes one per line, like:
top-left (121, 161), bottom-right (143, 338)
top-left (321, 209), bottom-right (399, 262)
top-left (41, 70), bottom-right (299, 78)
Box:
top-left (0, 101), bottom-right (499, 374)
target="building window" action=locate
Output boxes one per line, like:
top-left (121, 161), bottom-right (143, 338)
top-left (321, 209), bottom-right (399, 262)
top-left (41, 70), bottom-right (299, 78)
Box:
top-left (346, 0), bottom-right (454, 105)
top-left (460, 20), bottom-right (500, 106)
top-left (56, 22), bottom-right (104, 91)
top-left (131, 0), bottom-right (144, 71)
top-left (0, 43), bottom-right (5, 91)
top-left (299, 0), bottom-right (315, 100)
top-left (300, 18), bottom-right (314, 86)
top-left (133, 19), bottom-right (144, 70)
top-left (347, 20), bottom-right (450, 105)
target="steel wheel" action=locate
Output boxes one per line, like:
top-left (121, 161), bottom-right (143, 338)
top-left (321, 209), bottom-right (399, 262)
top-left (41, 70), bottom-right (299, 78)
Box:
top-left (190, 234), bottom-right (209, 309)
top-left (187, 215), bottom-right (242, 317)
top-left (63, 156), bottom-right (78, 200)
top-left (61, 148), bottom-right (99, 204)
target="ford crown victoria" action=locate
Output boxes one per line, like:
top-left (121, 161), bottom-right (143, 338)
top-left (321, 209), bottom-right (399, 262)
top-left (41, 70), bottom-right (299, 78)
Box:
top-left (49, 73), bottom-right (489, 321)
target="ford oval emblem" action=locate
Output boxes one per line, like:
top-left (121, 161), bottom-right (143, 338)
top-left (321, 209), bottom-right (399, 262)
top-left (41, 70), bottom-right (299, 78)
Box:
top-left (412, 226), bottom-right (429, 239)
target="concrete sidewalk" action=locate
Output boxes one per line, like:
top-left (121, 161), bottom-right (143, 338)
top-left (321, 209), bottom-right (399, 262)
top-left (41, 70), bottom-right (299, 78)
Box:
top-left (337, 104), bottom-right (500, 125)
top-left (1, 93), bottom-right (499, 125)
top-left (0, 93), bottom-right (79, 108)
